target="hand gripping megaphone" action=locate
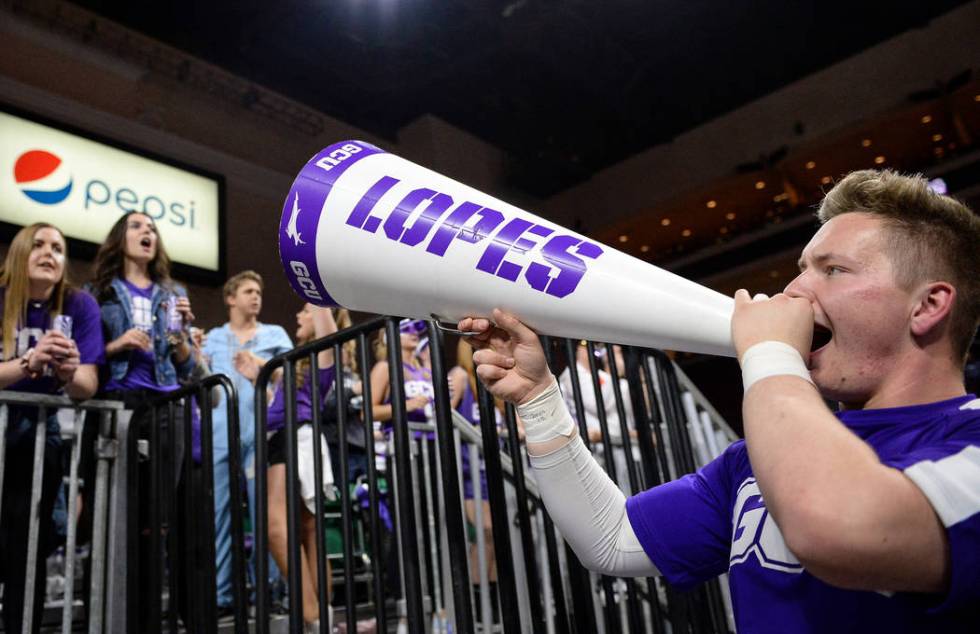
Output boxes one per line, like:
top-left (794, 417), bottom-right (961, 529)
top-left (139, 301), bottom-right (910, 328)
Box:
top-left (279, 141), bottom-right (735, 357)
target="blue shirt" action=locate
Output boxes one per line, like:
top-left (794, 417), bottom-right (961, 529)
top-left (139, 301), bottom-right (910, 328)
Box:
top-left (203, 322), bottom-right (292, 455)
top-left (626, 395), bottom-right (980, 633)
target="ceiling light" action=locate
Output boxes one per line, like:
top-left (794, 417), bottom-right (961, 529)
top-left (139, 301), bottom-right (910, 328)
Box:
top-left (719, 227), bottom-right (728, 234)
top-left (805, 161), bottom-right (816, 170)
top-left (769, 270), bottom-right (780, 279)
top-left (934, 147), bottom-right (945, 157)
top-left (921, 115), bottom-right (933, 124)
top-left (618, 235), bottom-right (628, 243)
top-left (640, 245), bottom-right (650, 253)
top-left (861, 139), bottom-right (872, 148)
top-left (820, 176), bottom-right (832, 185)
top-left (755, 181), bottom-right (766, 190)
top-left (660, 218), bottom-right (671, 227)
top-left (725, 212), bottom-right (736, 220)
top-left (932, 133), bottom-right (943, 142)
top-left (681, 229), bottom-right (691, 237)
top-left (874, 155), bottom-right (886, 165)
top-left (773, 192), bottom-right (789, 202)
top-left (975, 95), bottom-right (980, 102)
top-left (706, 200), bottom-right (717, 209)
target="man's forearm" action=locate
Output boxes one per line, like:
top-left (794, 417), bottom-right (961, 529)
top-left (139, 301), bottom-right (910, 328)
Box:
top-left (519, 382), bottom-right (658, 576)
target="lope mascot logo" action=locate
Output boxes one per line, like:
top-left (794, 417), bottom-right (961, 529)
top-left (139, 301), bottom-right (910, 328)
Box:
top-left (14, 150), bottom-right (73, 205)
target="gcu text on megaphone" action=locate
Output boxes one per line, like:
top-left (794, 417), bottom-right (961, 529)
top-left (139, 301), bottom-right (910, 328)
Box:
top-left (279, 141), bottom-right (735, 357)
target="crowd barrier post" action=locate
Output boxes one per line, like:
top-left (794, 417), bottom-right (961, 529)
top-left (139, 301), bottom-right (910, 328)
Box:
top-left (0, 392), bottom-right (127, 634)
top-left (426, 326), bottom-right (475, 633)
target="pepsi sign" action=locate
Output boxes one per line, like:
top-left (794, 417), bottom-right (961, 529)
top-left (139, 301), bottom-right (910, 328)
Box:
top-left (0, 108), bottom-right (222, 273)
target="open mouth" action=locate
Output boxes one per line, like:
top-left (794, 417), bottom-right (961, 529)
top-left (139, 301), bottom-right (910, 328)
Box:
top-left (811, 324), bottom-right (832, 352)
top-left (140, 237), bottom-right (152, 248)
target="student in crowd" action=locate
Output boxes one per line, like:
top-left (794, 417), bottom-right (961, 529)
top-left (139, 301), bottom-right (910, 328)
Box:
top-left (89, 211), bottom-right (196, 629)
top-left (0, 223), bottom-right (103, 633)
top-left (369, 319), bottom-right (433, 427)
top-left (202, 270), bottom-right (292, 614)
top-left (460, 170), bottom-right (980, 632)
top-left (265, 304), bottom-right (337, 633)
top-left (368, 319), bottom-right (437, 621)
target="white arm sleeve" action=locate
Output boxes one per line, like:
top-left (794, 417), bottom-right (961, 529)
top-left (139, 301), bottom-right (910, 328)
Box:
top-left (521, 389), bottom-right (660, 577)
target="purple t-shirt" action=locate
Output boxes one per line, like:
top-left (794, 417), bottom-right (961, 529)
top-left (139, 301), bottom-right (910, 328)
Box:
top-left (625, 395), bottom-right (980, 633)
top-left (2, 289), bottom-right (105, 394)
top-left (267, 366), bottom-right (337, 433)
top-left (103, 280), bottom-right (177, 393)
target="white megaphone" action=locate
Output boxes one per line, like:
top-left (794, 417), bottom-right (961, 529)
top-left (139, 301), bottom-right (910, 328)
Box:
top-left (279, 141), bottom-right (735, 357)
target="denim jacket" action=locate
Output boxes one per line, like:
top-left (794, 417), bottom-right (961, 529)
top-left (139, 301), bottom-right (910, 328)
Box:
top-left (91, 278), bottom-right (197, 386)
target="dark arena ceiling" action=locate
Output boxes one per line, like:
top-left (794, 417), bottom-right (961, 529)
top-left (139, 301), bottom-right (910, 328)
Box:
top-left (69, 0), bottom-right (971, 197)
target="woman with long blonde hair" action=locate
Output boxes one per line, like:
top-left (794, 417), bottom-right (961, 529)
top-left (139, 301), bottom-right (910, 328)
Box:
top-left (0, 223), bottom-right (103, 633)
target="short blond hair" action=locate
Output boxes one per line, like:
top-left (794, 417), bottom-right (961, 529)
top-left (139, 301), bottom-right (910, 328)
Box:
top-left (818, 170), bottom-right (980, 362)
top-left (223, 270), bottom-right (263, 299)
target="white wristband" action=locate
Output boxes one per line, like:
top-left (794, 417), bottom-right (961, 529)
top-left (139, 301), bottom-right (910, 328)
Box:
top-left (516, 377), bottom-right (577, 444)
top-left (740, 341), bottom-right (814, 393)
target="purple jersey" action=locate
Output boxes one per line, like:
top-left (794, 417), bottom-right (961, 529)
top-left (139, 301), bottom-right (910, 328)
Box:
top-left (103, 280), bottom-right (177, 393)
top-left (402, 362), bottom-right (434, 423)
top-left (267, 366), bottom-right (337, 433)
top-left (456, 376), bottom-right (480, 425)
top-left (625, 395), bottom-right (980, 633)
top-left (1, 289), bottom-right (105, 394)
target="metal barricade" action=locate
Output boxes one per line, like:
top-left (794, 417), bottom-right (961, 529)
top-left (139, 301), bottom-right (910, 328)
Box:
top-left (138, 374), bottom-right (247, 634)
top-left (0, 374), bottom-right (249, 634)
top-left (251, 316), bottom-right (738, 634)
top-left (0, 391), bottom-right (126, 634)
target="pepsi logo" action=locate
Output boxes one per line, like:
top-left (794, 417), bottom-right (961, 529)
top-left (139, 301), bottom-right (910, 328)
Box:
top-left (14, 150), bottom-right (73, 205)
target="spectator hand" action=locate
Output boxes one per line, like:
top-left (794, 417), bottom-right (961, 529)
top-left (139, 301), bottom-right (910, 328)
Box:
top-left (174, 296), bottom-right (195, 324)
top-left (111, 328), bottom-right (153, 353)
top-left (52, 340), bottom-right (81, 384)
top-left (30, 331), bottom-right (74, 375)
top-left (458, 308), bottom-right (552, 406)
top-left (406, 395), bottom-right (429, 412)
top-left (234, 350), bottom-right (263, 382)
top-left (731, 289), bottom-right (814, 360)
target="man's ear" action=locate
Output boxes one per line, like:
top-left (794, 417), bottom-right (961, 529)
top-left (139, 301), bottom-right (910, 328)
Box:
top-left (910, 281), bottom-right (955, 338)
top-left (225, 293), bottom-right (235, 308)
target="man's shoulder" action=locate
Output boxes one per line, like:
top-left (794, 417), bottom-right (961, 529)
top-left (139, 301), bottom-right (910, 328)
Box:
top-left (935, 395), bottom-right (980, 440)
top-left (951, 396), bottom-right (980, 416)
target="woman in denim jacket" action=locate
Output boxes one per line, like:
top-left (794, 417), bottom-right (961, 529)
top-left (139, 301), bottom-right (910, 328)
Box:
top-left (88, 211), bottom-right (196, 630)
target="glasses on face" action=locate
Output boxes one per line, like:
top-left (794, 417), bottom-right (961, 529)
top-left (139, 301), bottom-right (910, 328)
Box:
top-left (399, 319), bottom-right (427, 335)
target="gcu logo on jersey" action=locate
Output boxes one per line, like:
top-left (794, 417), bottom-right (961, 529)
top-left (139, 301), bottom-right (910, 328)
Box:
top-left (729, 478), bottom-right (803, 574)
